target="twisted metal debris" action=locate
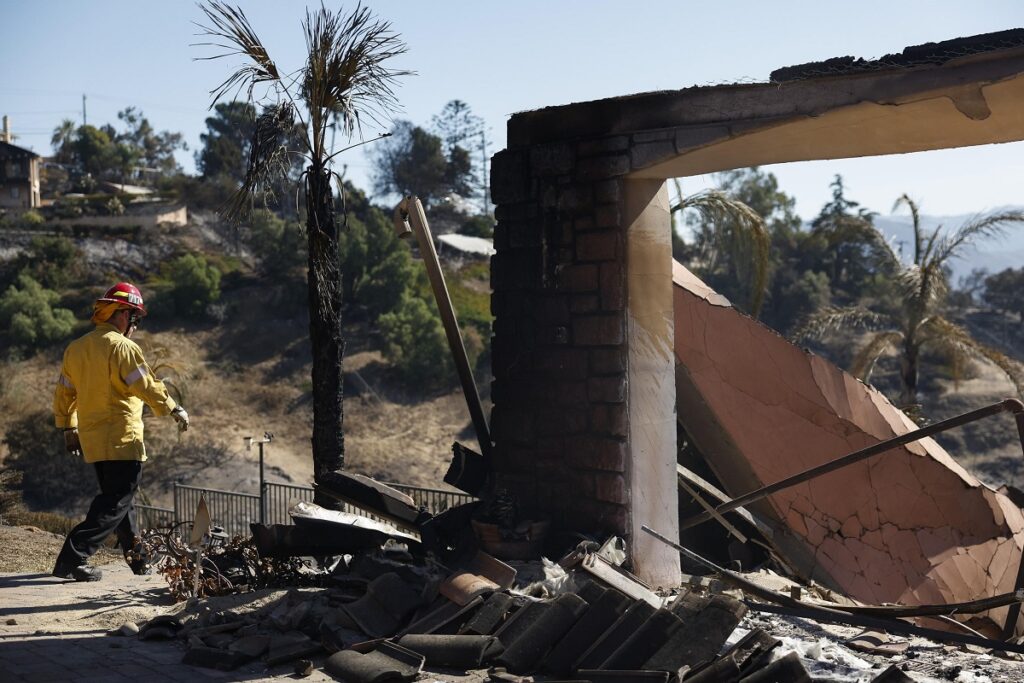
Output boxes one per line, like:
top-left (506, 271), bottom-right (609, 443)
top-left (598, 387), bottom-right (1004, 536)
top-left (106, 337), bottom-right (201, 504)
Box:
top-left (141, 525), bottom-right (322, 601)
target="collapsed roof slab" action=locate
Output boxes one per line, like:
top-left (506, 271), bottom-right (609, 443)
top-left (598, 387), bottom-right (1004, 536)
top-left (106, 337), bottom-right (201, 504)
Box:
top-left (672, 262), bottom-right (1024, 636)
top-left (490, 28), bottom-right (1024, 588)
top-left (508, 31), bottom-right (1024, 179)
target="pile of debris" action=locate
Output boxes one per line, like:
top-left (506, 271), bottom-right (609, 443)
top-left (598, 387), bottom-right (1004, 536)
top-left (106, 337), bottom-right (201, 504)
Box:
top-left (127, 471), bottom-right (1024, 682)
top-left (136, 531), bottom-right (828, 681)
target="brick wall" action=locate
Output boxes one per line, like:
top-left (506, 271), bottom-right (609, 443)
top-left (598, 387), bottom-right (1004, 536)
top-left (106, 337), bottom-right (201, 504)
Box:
top-left (489, 134), bottom-right (661, 537)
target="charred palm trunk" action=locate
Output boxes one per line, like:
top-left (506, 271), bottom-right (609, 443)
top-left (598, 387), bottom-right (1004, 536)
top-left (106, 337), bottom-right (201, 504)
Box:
top-left (305, 164), bottom-right (345, 503)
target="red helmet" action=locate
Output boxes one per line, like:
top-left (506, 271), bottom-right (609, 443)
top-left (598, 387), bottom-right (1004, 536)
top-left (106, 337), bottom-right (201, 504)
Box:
top-left (96, 282), bottom-right (147, 316)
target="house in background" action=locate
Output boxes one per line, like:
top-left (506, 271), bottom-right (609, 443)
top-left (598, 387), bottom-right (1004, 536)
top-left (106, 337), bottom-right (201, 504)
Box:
top-left (0, 117), bottom-right (42, 210)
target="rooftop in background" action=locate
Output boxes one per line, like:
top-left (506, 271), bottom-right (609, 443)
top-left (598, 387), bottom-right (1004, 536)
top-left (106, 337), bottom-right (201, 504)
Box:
top-left (436, 233), bottom-right (495, 257)
top-left (0, 141), bottom-right (41, 159)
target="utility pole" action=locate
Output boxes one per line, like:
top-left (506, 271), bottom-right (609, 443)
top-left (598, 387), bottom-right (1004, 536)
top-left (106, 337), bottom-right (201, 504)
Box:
top-left (82, 94), bottom-right (87, 126)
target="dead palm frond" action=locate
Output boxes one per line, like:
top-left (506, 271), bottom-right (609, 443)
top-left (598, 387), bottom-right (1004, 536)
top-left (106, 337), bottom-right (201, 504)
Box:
top-left (932, 210), bottom-right (1023, 265)
top-left (849, 330), bottom-right (904, 382)
top-left (223, 102), bottom-right (296, 221)
top-left (196, 2), bottom-right (410, 222)
top-left (671, 180), bottom-right (770, 316)
top-left (792, 305), bottom-right (882, 342)
top-left (195, 1), bottom-right (281, 104)
top-left (921, 316), bottom-right (1024, 395)
top-left (303, 4), bottom-right (410, 146)
top-left (803, 195), bottom-right (1024, 405)
top-left (893, 194), bottom-right (923, 263)
top-left (138, 335), bottom-right (192, 406)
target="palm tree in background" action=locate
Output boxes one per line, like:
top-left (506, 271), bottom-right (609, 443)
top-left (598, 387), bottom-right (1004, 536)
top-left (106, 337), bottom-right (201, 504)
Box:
top-left (196, 2), bottom-right (409, 491)
top-left (50, 119), bottom-right (77, 166)
top-left (797, 194), bottom-right (1024, 407)
top-left (670, 179), bottom-right (770, 317)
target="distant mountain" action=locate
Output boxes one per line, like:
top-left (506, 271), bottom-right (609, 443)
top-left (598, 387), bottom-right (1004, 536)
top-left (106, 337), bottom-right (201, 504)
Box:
top-left (811, 207), bottom-right (1024, 283)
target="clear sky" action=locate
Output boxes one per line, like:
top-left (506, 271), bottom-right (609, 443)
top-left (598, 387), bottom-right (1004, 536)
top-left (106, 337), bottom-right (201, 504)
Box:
top-left (3, 1), bottom-right (1023, 220)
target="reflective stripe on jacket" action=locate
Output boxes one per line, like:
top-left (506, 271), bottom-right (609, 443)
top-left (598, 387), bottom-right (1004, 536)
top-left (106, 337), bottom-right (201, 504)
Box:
top-left (53, 322), bottom-right (177, 463)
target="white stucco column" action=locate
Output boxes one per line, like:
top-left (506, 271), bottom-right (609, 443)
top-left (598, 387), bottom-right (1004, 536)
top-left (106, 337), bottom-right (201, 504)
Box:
top-left (623, 178), bottom-right (680, 588)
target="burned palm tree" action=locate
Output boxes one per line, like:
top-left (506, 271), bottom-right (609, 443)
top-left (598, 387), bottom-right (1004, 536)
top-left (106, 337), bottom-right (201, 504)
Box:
top-left (797, 195), bottom-right (1024, 407)
top-left (196, 2), bottom-right (409, 490)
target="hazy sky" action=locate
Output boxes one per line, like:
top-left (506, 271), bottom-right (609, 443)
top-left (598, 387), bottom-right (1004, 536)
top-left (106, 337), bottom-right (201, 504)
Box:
top-left (3, 1), bottom-right (1023, 219)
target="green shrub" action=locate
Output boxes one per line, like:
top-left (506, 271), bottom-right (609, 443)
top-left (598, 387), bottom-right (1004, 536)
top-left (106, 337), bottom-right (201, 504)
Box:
top-left (447, 267), bottom-right (492, 335)
top-left (163, 254), bottom-right (222, 320)
top-left (19, 210), bottom-right (45, 228)
top-left (0, 274), bottom-right (77, 348)
top-left (248, 209), bottom-right (306, 277)
top-left (18, 235), bottom-right (85, 290)
top-left (379, 295), bottom-right (453, 389)
top-left (458, 214), bottom-right (494, 238)
top-left (340, 206), bottom-right (414, 313)
top-left (3, 412), bottom-right (95, 509)
top-left (359, 248), bottom-right (417, 320)
top-left (105, 196), bottom-right (125, 216)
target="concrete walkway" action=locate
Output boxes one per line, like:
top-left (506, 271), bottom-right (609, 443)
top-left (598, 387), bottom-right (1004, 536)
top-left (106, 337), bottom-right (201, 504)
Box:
top-left (0, 567), bottom-right (339, 682)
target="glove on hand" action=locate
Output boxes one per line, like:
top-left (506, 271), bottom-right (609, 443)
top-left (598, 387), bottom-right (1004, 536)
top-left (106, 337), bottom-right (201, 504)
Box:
top-left (64, 428), bottom-right (82, 457)
top-left (172, 406), bottom-right (189, 432)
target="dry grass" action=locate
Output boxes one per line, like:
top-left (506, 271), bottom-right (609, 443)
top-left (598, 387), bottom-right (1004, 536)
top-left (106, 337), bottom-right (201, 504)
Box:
top-left (0, 525), bottom-right (121, 573)
top-left (0, 313), bottom-right (479, 514)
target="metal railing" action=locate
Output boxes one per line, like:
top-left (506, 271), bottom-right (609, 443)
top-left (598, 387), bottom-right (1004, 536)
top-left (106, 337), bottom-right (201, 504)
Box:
top-left (173, 483), bottom-right (261, 539)
top-left (138, 481), bottom-right (474, 539)
top-left (262, 483), bottom-right (315, 525)
top-left (136, 504), bottom-right (175, 530)
top-left (388, 482), bottom-right (474, 513)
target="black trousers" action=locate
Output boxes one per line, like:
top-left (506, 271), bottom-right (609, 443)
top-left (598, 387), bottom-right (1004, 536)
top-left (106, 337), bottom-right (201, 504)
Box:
top-left (54, 460), bottom-right (143, 571)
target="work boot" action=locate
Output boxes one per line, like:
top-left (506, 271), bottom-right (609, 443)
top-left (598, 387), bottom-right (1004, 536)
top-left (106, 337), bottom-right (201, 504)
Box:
top-left (53, 564), bottom-right (103, 582)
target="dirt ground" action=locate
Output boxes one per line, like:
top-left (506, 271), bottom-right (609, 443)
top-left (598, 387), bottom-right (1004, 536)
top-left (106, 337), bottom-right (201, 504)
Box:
top-left (0, 525), bottom-right (122, 574)
top-left (923, 360), bottom-right (1024, 489)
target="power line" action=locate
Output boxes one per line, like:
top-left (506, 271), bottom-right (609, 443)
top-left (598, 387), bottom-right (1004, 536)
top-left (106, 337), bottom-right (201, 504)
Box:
top-left (1, 110), bottom-right (80, 115)
top-left (3, 87), bottom-right (209, 116)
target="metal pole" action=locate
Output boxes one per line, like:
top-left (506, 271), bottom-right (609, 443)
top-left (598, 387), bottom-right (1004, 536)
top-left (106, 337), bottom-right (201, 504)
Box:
top-left (259, 440), bottom-right (266, 525)
top-left (682, 399), bottom-right (1022, 529)
top-left (395, 197), bottom-right (492, 458)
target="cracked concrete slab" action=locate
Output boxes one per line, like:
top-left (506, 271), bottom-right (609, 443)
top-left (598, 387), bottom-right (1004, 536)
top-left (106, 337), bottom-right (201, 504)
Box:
top-left (672, 261), bottom-right (1024, 635)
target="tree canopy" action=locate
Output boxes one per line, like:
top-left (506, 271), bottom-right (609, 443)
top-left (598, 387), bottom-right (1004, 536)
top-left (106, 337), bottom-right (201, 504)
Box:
top-left (50, 108), bottom-right (185, 187)
top-left (197, 101), bottom-right (257, 181)
top-left (370, 120), bottom-right (474, 207)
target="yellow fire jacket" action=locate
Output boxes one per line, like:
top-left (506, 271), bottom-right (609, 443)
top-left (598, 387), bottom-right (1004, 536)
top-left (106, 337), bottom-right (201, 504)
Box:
top-left (53, 322), bottom-right (178, 463)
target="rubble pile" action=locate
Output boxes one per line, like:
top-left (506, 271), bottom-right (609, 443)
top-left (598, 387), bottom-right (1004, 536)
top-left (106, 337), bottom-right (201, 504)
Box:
top-left (135, 535), bottom-right (807, 681)
top-left (126, 469), bottom-right (1013, 682)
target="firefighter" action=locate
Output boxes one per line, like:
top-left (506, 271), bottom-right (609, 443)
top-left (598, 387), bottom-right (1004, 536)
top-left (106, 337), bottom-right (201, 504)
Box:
top-left (52, 282), bottom-right (189, 582)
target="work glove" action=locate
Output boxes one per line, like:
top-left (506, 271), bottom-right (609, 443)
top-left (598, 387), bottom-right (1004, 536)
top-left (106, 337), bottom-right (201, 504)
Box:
top-left (171, 406), bottom-right (190, 432)
top-left (63, 428), bottom-right (82, 458)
